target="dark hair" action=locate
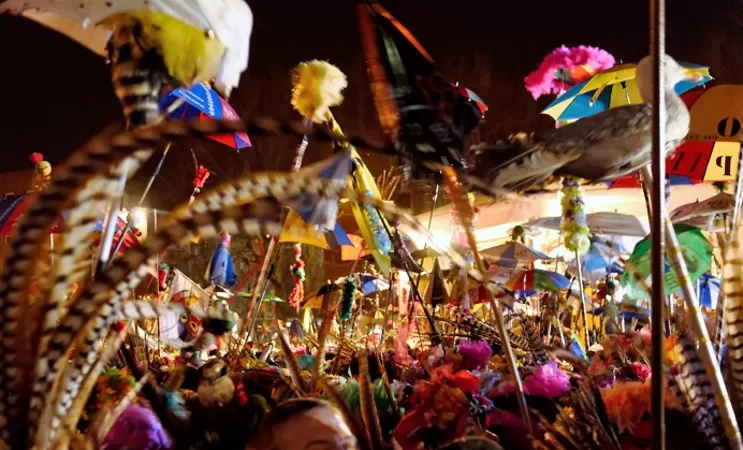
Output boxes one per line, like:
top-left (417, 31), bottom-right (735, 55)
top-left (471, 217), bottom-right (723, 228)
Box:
top-left (246, 398), bottom-right (333, 449)
top-left (436, 437), bottom-right (505, 450)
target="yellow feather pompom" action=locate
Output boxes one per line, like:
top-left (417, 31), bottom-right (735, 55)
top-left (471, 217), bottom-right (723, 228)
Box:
top-left (291, 60), bottom-right (348, 123)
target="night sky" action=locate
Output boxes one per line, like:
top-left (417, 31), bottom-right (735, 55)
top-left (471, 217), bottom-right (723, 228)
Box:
top-left (1, 0), bottom-right (742, 208)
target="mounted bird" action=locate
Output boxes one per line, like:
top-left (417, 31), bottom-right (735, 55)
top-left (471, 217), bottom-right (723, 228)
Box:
top-left (466, 54), bottom-right (701, 193)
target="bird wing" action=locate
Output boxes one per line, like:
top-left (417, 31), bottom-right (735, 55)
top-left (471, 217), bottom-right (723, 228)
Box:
top-left (540, 103), bottom-right (652, 152)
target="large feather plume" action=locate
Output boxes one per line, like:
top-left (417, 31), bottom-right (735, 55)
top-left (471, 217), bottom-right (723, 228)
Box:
top-left (291, 60), bottom-right (348, 123)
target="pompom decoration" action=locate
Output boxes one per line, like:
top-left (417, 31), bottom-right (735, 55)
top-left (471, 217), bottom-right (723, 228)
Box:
top-left (510, 225), bottom-right (526, 243)
top-left (524, 45), bottom-right (616, 99)
top-left (288, 244), bottom-right (306, 310)
top-left (713, 181), bottom-right (729, 193)
top-left (363, 190), bottom-right (392, 254)
top-left (29, 152), bottom-right (52, 190)
top-left (458, 340), bottom-right (493, 371)
top-left (192, 165), bottom-right (210, 190)
top-left (189, 165), bottom-right (211, 205)
top-left (103, 404), bottom-right (173, 450)
top-left (340, 276), bottom-right (357, 321)
top-left (560, 177), bottom-right (590, 254)
top-left (291, 60), bottom-right (348, 124)
top-left (494, 361), bottom-right (570, 398)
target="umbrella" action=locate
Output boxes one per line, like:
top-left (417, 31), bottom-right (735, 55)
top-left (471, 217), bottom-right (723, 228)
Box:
top-left (2, 0), bottom-right (253, 96)
top-left (480, 241), bottom-right (550, 268)
top-left (567, 236), bottom-right (624, 273)
top-left (524, 212), bottom-right (648, 237)
top-left (670, 192), bottom-right (735, 222)
top-left (0, 194), bottom-right (64, 234)
top-left (620, 224), bottom-right (713, 300)
top-left (359, 274), bottom-right (391, 296)
top-left (410, 247), bottom-right (442, 260)
top-left (697, 273), bottom-right (720, 309)
top-left (160, 83), bottom-right (251, 150)
top-left (542, 61), bottom-right (711, 122)
top-left (504, 269), bottom-right (569, 292)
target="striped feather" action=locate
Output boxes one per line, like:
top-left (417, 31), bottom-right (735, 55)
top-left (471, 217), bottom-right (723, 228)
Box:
top-left (521, 314), bottom-right (549, 364)
top-left (276, 325), bottom-right (306, 396)
top-left (358, 350), bottom-right (384, 450)
top-left (437, 306), bottom-right (531, 350)
top-left (675, 330), bottom-right (728, 449)
top-left (0, 118), bottom-right (494, 446)
top-left (724, 228), bottom-right (743, 404)
top-left (311, 292), bottom-right (338, 377)
top-left (107, 21), bottom-right (168, 127)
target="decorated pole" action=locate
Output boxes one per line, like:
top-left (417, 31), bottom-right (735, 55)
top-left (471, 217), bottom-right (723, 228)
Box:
top-left (239, 60), bottom-right (348, 345)
top-left (648, 0), bottom-right (667, 446)
top-left (440, 167), bottom-right (532, 434)
top-left (560, 177), bottom-right (591, 349)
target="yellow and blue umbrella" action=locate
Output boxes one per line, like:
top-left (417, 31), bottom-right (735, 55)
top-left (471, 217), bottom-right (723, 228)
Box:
top-left (542, 62), bottom-right (712, 122)
top-left (481, 241), bottom-right (549, 268)
top-left (504, 269), bottom-right (569, 292)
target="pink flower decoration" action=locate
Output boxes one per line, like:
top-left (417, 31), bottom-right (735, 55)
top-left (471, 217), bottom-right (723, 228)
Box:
top-left (458, 340), bottom-right (493, 371)
top-left (492, 361), bottom-right (571, 398)
top-left (524, 45), bottom-right (616, 99)
top-left (629, 362), bottom-right (651, 381)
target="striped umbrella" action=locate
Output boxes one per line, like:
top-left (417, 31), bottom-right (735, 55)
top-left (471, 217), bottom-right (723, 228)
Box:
top-left (542, 62), bottom-right (711, 122)
top-left (481, 241), bottom-right (549, 268)
top-left (504, 269), bottom-right (569, 292)
top-left (697, 273), bottom-right (720, 309)
top-left (0, 194), bottom-right (64, 234)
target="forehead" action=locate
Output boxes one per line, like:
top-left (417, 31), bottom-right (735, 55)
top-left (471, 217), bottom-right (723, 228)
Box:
top-left (269, 407), bottom-right (357, 450)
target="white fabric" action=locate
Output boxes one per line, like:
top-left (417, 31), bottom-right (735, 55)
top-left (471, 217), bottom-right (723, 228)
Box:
top-left (2, 0), bottom-right (253, 95)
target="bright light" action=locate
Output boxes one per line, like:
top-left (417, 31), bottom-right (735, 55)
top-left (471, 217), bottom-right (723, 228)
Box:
top-left (130, 207), bottom-right (147, 230)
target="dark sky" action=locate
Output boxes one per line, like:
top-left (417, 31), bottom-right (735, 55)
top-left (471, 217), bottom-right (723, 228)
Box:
top-left (1, 0), bottom-right (742, 208)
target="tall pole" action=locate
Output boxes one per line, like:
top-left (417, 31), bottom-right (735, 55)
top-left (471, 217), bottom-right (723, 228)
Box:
top-left (649, 0), bottom-right (666, 446)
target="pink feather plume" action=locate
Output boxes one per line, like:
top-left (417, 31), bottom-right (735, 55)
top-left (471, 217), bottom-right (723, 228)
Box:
top-left (524, 45), bottom-right (616, 99)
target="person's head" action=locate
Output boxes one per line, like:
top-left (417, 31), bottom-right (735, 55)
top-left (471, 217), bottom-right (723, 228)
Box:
top-left (436, 436), bottom-right (504, 450)
top-left (246, 398), bottom-right (358, 450)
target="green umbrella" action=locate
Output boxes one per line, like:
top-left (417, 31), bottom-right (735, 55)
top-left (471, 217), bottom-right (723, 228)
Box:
top-left (620, 224), bottom-right (712, 300)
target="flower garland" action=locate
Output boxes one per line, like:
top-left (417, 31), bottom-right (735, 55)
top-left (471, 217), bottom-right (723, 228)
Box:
top-left (560, 177), bottom-right (590, 254)
top-left (288, 244), bottom-right (306, 309)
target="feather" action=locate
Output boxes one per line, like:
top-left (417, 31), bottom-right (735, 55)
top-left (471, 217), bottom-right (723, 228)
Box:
top-left (0, 116), bottom-right (487, 449)
top-left (276, 324), bottom-right (306, 396)
top-left (291, 60), bottom-right (348, 124)
top-left (675, 330), bottom-right (728, 448)
top-left (358, 350), bottom-right (385, 450)
top-left (724, 227), bottom-right (743, 402)
top-left (520, 315), bottom-right (549, 364)
top-left (312, 292), bottom-right (338, 377)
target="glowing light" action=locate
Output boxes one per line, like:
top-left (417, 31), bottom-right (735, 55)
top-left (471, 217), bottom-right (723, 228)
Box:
top-left (130, 207), bottom-right (147, 231)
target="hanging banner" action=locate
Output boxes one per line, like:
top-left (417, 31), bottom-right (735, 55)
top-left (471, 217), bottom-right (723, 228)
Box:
top-left (666, 140), bottom-right (739, 181)
top-left (279, 209), bottom-right (330, 249)
top-left (158, 269), bottom-right (209, 348)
